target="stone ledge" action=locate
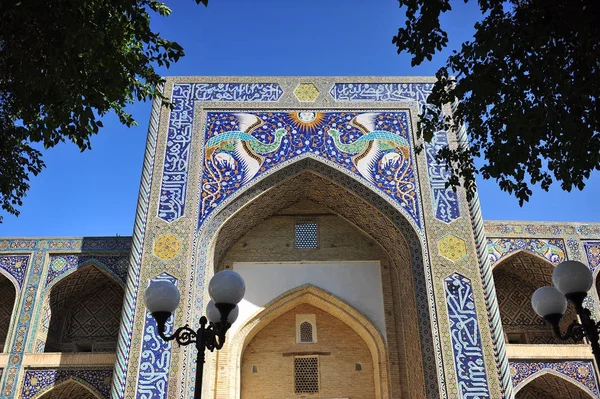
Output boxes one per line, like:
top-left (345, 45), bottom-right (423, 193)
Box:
top-left (21, 352), bottom-right (116, 368)
top-left (507, 344), bottom-right (593, 360)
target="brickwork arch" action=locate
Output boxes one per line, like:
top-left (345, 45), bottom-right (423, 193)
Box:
top-left (514, 369), bottom-right (596, 398)
top-left (229, 284), bottom-right (389, 399)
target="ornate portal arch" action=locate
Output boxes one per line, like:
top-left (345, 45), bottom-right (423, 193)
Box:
top-left (514, 369), bottom-right (597, 398)
top-left (185, 158), bottom-right (442, 398)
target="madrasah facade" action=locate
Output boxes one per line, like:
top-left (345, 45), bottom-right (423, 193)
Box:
top-left (1, 77), bottom-right (599, 399)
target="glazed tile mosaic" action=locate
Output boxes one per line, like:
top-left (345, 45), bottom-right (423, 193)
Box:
top-left (200, 110), bottom-right (421, 227)
top-left (21, 368), bottom-right (113, 399)
top-left (487, 238), bottom-right (566, 266)
top-left (46, 254), bottom-right (128, 287)
top-left (510, 361), bottom-right (599, 397)
top-left (0, 255), bottom-right (30, 289)
top-left (444, 273), bottom-right (490, 398)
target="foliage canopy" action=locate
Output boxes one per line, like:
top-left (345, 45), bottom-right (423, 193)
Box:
top-left (393, 0), bottom-right (600, 203)
top-left (0, 0), bottom-right (206, 221)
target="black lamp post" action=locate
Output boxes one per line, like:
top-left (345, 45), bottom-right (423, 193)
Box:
top-left (144, 270), bottom-right (246, 399)
top-left (531, 260), bottom-right (600, 366)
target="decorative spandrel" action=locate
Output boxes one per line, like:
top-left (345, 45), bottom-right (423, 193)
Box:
top-left (200, 111), bottom-right (421, 228)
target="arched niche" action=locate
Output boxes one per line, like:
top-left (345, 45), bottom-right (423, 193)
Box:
top-left (515, 371), bottom-right (596, 399)
top-left (493, 251), bottom-right (578, 344)
top-left (0, 270), bottom-right (17, 352)
top-left (234, 285), bottom-right (387, 399)
top-left (189, 159), bottom-right (438, 399)
top-left (35, 379), bottom-right (102, 399)
top-left (41, 264), bottom-right (124, 353)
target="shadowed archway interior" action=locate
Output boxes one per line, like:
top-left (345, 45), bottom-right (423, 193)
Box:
top-left (203, 165), bottom-right (434, 399)
top-left (0, 273), bottom-right (16, 352)
top-left (493, 252), bottom-right (578, 344)
top-left (36, 380), bottom-right (99, 399)
top-left (43, 265), bottom-right (124, 353)
top-left (516, 373), bottom-right (595, 399)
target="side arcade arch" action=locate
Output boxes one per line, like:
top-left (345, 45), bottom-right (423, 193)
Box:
top-left (36, 263), bottom-right (125, 353)
top-left (514, 370), bottom-right (596, 399)
top-left (232, 285), bottom-right (389, 399)
top-left (0, 269), bottom-right (19, 352)
top-left (188, 158), bottom-right (441, 399)
top-left (34, 378), bottom-right (103, 399)
top-left (492, 250), bottom-right (578, 344)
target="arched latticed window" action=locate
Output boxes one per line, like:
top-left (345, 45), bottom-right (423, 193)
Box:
top-left (296, 314), bottom-right (316, 344)
top-left (38, 380), bottom-right (98, 399)
top-left (44, 265), bottom-right (124, 353)
top-left (0, 273), bottom-right (16, 352)
top-left (516, 373), bottom-right (595, 399)
top-left (493, 252), bottom-right (578, 344)
top-left (299, 321), bottom-right (313, 343)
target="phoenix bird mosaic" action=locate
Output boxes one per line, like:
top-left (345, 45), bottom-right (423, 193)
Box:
top-left (200, 111), bottom-right (420, 226)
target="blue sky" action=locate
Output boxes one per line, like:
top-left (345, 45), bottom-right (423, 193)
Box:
top-left (2, 0), bottom-right (599, 237)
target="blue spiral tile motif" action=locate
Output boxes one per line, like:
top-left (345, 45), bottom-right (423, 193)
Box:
top-left (46, 254), bottom-right (128, 287)
top-left (199, 110), bottom-right (421, 228)
top-left (445, 273), bottom-right (491, 399)
top-left (510, 360), bottom-right (599, 397)
top-left (158, 83), bottom-right (283, 222)
top-left (136, 273), bottom-right (178, 399)
top-left (331, 82), bottom-right (460, 223)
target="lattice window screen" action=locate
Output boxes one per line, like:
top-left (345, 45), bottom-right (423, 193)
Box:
top-left (299, 321), bottom-right (314, 343)
top-left (295, 221), bottom-right (318, 249)
top-left (294, 356), bottom-right (319, 393)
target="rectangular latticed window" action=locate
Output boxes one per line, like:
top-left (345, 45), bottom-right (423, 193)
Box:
top-left (295, 221), bottom-right (318, 249)
top-left (294, 356), bottom-right (319, 393)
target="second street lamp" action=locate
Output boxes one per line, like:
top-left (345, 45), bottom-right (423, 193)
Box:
top-left (144, 270), bottom-right (246, 399)
top-left (531, 260), bottom-right (600, 365)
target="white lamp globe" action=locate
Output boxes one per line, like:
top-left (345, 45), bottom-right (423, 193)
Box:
top-left (144, 280), bottom-right (180, 314)
top-left (208, 270), bottom-right (246, 305)
top-left (531, 286), bottom-right (568, 318)
top-left (552, 260), bottom-right (593, 295)
top-left (206, 300), bottom-right (239, 324)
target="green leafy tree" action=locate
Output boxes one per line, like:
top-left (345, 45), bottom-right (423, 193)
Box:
top-left (0, 0), bottom-right (206, 222)
top-left (393, 0), bottom-right (599, 203)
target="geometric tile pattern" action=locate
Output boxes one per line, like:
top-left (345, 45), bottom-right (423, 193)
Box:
top-left (494, 268), bottom-right (577, 345)
top-left (21, 368), bottom-right (113, 399)
top-left (158, 83), bottom-right (283, 222)
top-left (510, 361), bottom-right (599, 398)
top-left (199, 110), bottom-right (421, 228)
top-left (44, 266), bottom-right (123, 352)
top-left (0, 255), bottom-right (29, 289)
top-left (438, 234), bottom-right (467, 261)
top-left (330, 82), bottom-right (460, 223)
top-left (0, 275), bottom-right (15, 351)
top-left (153, 234), bottom-right (181, 260)
top-left (294, 83), bottom-right (319, 102)
top-left (444, 273), bottom-right (490, 398)
top-left (46, 254), bottom-right (128, 287)
top-left (487, 238), bottom-right (566, 266)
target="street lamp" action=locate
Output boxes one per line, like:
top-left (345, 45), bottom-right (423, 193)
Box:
top-left (144, 270), bottom-right (246, 399)
top-left (531, 260), bottom-right (600, 365)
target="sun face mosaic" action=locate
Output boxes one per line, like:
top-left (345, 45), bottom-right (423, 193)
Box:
top-left (200, 110), bottom-right (421, 227)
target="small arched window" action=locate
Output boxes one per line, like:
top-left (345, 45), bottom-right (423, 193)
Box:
top-left (296, 314), bottom-right (316, 344)
top-left (299, 322), bottom-right (313, 343)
